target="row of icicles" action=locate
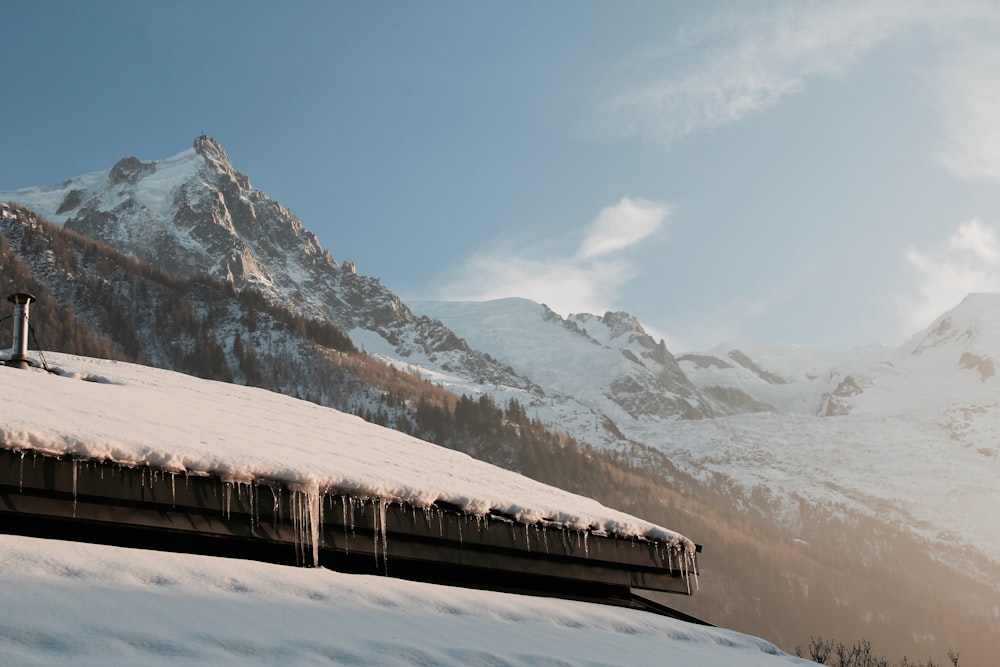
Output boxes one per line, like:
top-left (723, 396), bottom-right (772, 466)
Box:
top-left (21, 453), bottom-right (697, 591)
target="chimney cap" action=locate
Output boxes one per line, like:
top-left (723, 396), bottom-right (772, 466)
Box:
top-left (7, 293), bottom-right (36, 305)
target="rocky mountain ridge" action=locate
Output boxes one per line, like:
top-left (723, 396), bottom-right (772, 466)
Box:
top-left (2, 137), bottom-right (733, 439)
top-left (1, 136), bottom-right (536, 395)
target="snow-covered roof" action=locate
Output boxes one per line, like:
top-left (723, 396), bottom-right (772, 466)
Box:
top-left (0, 352), bottom-right (694, 552)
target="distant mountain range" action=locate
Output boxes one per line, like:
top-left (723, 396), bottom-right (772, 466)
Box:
top-left (4, 137), bottom-right (999, 661)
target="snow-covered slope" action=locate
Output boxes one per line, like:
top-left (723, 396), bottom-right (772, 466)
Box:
top-left (0, 534), bottom-right (806, 667)
top-left (405, 298), bottom-right (744, 452)
top-left (411, 298), bottom-right (713, 421)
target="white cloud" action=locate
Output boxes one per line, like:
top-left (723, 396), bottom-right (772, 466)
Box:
top-left (429, 198), bottom-right (669, 316)
top-left (578, 197), bottom-right (669, 260)
top-left (899, 218), bottom-right (1000, 333)
top-left (949, 217), bottom-right (1000, 261)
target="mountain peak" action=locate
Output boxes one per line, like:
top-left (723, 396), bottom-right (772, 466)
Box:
top-left (602, 310), bottom-right (646, 339)
top-left (193, 134), bottom-right (233, 172)
top-left (109, 156), bottom-right (154, 185)
top-left (907, 292), bottom-right (1000, 357)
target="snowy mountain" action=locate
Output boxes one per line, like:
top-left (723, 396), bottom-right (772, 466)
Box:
top-left (408, 299), bottom-right (729, 434)
top-left (421, 295), bottom-right (1000, 572)
top-left (2, 137), bottom-right (741, 443)
top-left (0, 136), bottom-right (533, 392)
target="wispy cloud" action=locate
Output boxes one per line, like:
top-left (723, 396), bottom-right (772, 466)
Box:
top-left (427, 197), bottom-right (669, 316)
top-left (602, 1), bottom-right (918, 145)
top-left (599, 0), bottom-right (1000, 162)
top-left (935, 31), bottom-right (1000, 182)
top-left (899, 218), bottom-right (1000, 334)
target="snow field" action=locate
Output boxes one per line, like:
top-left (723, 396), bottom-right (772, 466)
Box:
top-left (0, 534), bottom-right (808, 667)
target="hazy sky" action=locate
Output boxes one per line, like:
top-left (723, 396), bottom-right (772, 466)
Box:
top-left (5, 0), bottom-right (1000, 351)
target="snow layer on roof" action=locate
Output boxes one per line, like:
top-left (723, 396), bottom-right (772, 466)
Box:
top-left (0, 534), bottom-right (803, 667)
top-left (0, 352), bottom-right (692, 549)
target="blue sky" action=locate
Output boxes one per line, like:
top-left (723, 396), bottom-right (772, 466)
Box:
top-left (5, 1), bottom-right (1000, 351)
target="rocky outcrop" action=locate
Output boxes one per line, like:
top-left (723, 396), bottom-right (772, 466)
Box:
top-left (728, 349), bottom-right (787, 384)
top-left (959, 352), bottom-right (997, 381)
top-left (819, 374), bottom-right (863, 416)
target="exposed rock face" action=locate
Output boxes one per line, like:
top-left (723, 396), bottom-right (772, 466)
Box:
top-left (676, 353), bottom-right (734, 370)
top-left (109, 156), bottom-right (155, 185)
top-left (959, 352), bottom-right (996, 381)
top-left (701, 385), bottom-right (774, 413)
top-left (819, 374), bottom-right (863, 416)
top-left (728, 349), bottom-right (787, 384)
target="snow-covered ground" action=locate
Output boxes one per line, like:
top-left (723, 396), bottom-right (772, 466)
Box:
top-left (0, 534), bottom-right (808, 666)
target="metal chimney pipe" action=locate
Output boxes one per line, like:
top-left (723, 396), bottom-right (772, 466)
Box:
top-left (7, 293), bottom-right (36, 369)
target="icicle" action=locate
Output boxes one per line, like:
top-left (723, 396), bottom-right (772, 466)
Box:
top-left (582, 531), bottom-right (589, 558)
top-left (369, 499), bottom-right (390, 575)
top-left (245, 481), bottom-right (256, 527)
top-left (341, 495), bottom-right (351, 556)
top-left (291, 491), bottom-right (303, 565)
top-left (379, 499), bottom-right (389, 575)
top-left (222, 481), bottom-right (232, 519)
top-left (688, 545), bottom-right (700, 593)
top-left (71, 459), bottom-right (78, 518)
top-left (269, 485), bottom-right (281, 532)
top-left (289, 489), bottom-right (322, 568)
top-left (169, 473), bottom-right (177, 507)
top-left (370, 500), bottom-right (380, 566)
top-left (18, 451), bottom-right (24, 492)
top-left (310, 491), bottom-right (322, 567)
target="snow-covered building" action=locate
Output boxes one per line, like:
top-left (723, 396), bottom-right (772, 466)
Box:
top-left (0, 349), bottom-right (698, 611)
